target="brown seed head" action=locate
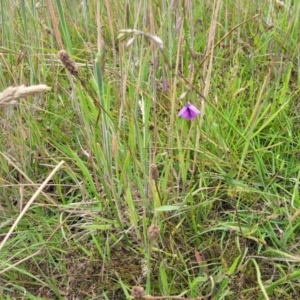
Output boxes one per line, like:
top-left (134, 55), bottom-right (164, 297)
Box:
top-left (131, 286), bottom-right (145, 300)
top-left (148, 224), bottom-right (160, 241)
top-left (150, 164), bottom-right (159, 180)
top-left (58, 50), bottom-right (78, 76)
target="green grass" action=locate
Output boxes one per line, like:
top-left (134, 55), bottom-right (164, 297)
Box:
top-left (0, 0), bottom-right (300, 299)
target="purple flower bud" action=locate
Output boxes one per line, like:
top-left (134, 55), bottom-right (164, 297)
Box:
top-left (176, 17), bottom-right (182, 32)
top-left (153, 56), bottom-right (159, 68)
top-left (178, 102), bottom-right (200, 120)
top-left (162, 78), bottom-right (169, 92)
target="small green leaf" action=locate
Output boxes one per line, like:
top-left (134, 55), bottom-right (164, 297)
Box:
top-left (155, 205), bottom-right (180, 211)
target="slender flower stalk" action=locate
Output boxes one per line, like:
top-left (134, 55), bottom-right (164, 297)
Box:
top-left (178, 102), bottom-right (200, 120)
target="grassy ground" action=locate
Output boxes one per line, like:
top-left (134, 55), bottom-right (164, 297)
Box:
top-left (0, 0), bottom-right (300, 299)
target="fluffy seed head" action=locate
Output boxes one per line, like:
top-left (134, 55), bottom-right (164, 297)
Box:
top-left (148, 224), bottom-right (160, 241)
top-left (58, 50), bottom-right (78, 76)
top-left (131, 286), bottom-right (145, 300)
top-left (150, 164), bottom-right (159, 180)
top-left (0, 85), bottom-right (51, 107)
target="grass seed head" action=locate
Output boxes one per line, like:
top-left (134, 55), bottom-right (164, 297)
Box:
top-left (148, 224), bottom-right (160, 241)
top-left (150, 164), bottom-right (159, 180)
top-left (0, 84), bottom-right (51, 107)
top-left (131, 286), bottom-right (145, 300)
top-left (58, 50), bottom-right (78, 76)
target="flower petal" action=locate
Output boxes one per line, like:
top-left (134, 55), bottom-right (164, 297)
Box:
top-left (178, 102), bottom-right (200, 120)
top-left (178, 106), bottom-right (188, 117)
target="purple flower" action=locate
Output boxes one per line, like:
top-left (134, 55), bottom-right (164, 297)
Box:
top-left (178, 102), bottom-right (200, 120)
